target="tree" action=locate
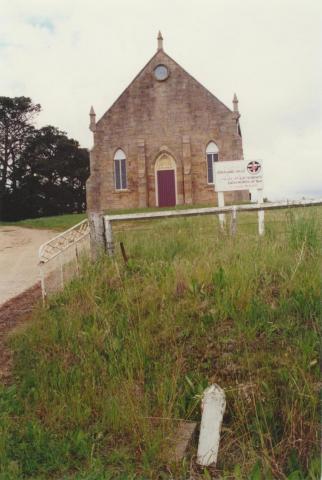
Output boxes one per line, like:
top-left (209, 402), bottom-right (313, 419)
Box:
top-left (0, 97), bottom-right (89, 221)
top-left (0, 97), bottom-right (40, 218)
top-left (21, 126), bottom-right (89, 218)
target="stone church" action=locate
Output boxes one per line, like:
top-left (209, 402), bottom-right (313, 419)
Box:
top-left (86, 33), bottom-right (248, 211)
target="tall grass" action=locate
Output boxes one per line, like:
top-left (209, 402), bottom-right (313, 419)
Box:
top-left (0, 208), bottom-right (321, 479)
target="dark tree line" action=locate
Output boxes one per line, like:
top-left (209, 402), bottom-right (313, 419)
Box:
top-left (0, 96), bottom-right (89, 221)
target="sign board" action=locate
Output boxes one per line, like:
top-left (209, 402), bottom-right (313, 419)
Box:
top-left (214, 160), bottom-right (263, 192)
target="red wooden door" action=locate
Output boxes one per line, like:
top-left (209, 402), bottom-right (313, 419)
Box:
top-left (157, 170), bottom-right (176, 207)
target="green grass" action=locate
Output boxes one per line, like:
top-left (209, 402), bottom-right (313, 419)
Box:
top-left (0, 199), bottom-right (248, 231)
top-left (0, 205), bottom-right (211, 231)
top-left (0, 213), bottom-right (87, 231)
top-left (0, 208), bottom-right (321, 479)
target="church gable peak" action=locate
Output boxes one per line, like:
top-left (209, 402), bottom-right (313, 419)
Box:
top-left (96, 34), bottom-right (234, 126)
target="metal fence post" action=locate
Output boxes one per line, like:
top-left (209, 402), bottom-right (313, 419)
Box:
top-left (75, 243), bottom-right (80, 276)
top-left (60, 252), bottom-right (64, 289)
top-left (39, 262), bottom-right (46, 304)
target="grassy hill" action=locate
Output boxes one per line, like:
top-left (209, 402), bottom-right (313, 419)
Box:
top-left (0, 208), bottom-right (321, 479)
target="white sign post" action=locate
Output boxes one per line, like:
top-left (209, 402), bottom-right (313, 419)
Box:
top-left (217, 191), bottom-right (225, 230)
top-left (257, 188), bottom-right (265, 236)
top-left (214, 160), bottom-right (264, 235)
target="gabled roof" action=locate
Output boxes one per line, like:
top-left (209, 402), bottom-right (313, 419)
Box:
top-left (97, 46), bottom-right (233, 126)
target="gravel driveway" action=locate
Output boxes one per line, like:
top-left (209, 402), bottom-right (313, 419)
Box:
top-left (0, 226), bottom-right (54, 305)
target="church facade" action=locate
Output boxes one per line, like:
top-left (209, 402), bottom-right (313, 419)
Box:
top-left (86, 33), bottom-right (248, 212)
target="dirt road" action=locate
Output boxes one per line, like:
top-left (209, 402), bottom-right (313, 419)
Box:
top-left (0, 226), bottom-right (54, 305)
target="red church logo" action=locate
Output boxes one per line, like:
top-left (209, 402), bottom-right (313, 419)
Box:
top-left (247, 161), bottom-right (261, 175)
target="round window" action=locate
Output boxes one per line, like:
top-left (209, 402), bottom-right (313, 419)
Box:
top-left (154, 64), bottom-right (169, 81)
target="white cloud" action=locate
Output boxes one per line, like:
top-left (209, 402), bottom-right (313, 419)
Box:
top-left (1, 0), bottom-right (321, 200)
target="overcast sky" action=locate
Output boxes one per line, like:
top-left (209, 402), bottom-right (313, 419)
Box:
top-left (1, 0), bottom-right (321, 200)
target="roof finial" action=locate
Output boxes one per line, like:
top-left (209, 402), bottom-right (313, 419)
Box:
top-left (233, 93), bottom-right (239, 113)
top-left (157, 31), bottom-right (163, 51)
top-left (89, 106), bottom-right (96, 132)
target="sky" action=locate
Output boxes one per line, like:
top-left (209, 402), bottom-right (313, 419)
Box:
top-left (1, 0), bottom-right (321, 201)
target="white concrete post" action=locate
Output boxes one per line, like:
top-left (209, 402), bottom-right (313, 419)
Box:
top-left (88, 211), bottom-right (106, 259)
top-left (230, 205), bottom-right (237, 236)
top-left (197, 384), bottom-right (226, 467)
top-left (105, 219), bottom-right (115, 257)
top-left (257, 189), bottom-right (265, 236)
top-left (217, 191), bottom-right (225, 230)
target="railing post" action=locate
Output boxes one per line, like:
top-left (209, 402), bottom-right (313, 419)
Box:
top-left (105, 218), bottom-right (115, 257)
top-left (60, 252), bottom-right (64, 289)
top-left (75, 243), bottom-right (80, 276)
top-left (39, 261), bottom-right (46, 304)
top-left (230, 205), bottom-right (237, 236)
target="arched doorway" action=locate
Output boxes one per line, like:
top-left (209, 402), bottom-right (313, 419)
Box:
top-left (155, 153), bottom-right (177, 207)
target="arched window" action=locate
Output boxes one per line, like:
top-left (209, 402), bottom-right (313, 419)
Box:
top-left (206, 142), bottom-right (219, 184)
top-left (114, 149), bottom-right (127, 190)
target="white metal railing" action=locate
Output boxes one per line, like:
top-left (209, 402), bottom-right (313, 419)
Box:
top-left (38, 219), bottom-right (90, 301)
top-left (38, 219), bottom-right (89, 263)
